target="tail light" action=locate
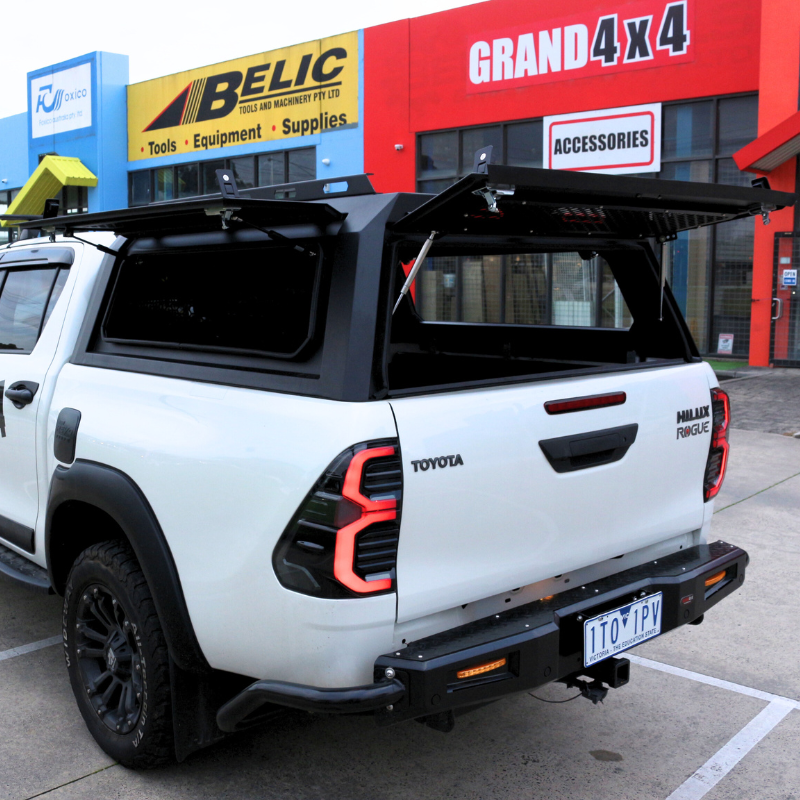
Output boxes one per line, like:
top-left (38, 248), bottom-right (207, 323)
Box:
top-left (703, 388), bottom-right (730, 501)
top-left (273, 439), bottom-right (402, 598)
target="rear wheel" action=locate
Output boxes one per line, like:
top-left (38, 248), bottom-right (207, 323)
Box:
top-left (63, 541), bottom-right (174, 768)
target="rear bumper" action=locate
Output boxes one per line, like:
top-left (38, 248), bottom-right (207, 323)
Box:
top-left (217, 540), bottom-right (746, 732)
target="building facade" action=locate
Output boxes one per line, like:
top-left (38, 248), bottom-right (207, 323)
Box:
top-left (1, 0), bottom-right (798, 365)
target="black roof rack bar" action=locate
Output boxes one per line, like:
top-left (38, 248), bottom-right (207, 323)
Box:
top-left (245, 174), bottom-right (376, 202)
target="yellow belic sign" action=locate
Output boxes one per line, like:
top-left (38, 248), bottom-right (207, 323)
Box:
top-left (127, 31), bottom-right (358, 162)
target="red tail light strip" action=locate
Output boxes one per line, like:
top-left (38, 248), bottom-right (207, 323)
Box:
top-left (333, 510), bottom-right (396, 593)
top-left (342, 446), bottom-right (397, 511)
top-left (336, 446), bottom-right (398, 593)
top-left (544, 391), bottom-right (627, 415)
top-left (705, 388), bottom-right (731, 501)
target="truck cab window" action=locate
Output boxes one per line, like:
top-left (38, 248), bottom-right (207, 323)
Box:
top-left (0, 268), bottom-right (62, 353)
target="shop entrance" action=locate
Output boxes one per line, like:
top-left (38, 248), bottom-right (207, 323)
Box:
top-left (771, 233), bottom-right (800, 366)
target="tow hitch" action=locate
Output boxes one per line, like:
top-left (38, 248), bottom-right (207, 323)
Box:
top-left (561, 656), bottom-right (631, 705)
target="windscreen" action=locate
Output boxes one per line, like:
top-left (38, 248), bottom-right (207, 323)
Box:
top-left (104, 245), bottom-right (320, 358)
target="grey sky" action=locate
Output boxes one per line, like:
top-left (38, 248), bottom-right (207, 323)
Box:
top-left (0, 0), bottom-right (487, 120)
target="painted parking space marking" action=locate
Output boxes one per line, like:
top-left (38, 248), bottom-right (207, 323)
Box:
top-left (665, 701), bottom-right (794, 800)
top-left (627, 653), bottom-right (800, 709)
top-left (0, 635), bottom-right (61, 663)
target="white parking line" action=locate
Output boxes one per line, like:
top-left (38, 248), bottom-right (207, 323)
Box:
top-left (0, 635), bottom-right (61, 662)
top-left (627, 653), bottom-right (800, 709)
top-left (665, 701), bottom-right (794, 800)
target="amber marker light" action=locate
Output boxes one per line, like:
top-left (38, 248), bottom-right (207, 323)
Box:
top-left (457, 658), bottom-right (507, 680)
top-left (704, 570), bottom-right (727, 588)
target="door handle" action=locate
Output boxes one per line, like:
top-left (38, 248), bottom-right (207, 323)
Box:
top-left (772, 297), bottom-right (783, 321)
top-left (4, 381), bottom-right (39, 409)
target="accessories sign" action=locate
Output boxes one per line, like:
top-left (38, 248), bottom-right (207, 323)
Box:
top-left (543, 103), bottom-right (662, 174)
top-left (127, 32), bottom-right (358, 162)
top-left (467, 0), bottom-right (692, 94)
top-left (30, 63), bottom-right (92, 139)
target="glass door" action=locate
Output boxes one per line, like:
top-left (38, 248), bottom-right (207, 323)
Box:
top-left (771, 234), bottom-right (800, 366)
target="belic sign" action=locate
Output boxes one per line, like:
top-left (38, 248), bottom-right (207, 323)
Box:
top-left (467, 0), bottom-right (692, 93)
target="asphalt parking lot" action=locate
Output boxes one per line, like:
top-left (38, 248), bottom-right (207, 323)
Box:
top-left (2, 372), bottom-right (799, 800)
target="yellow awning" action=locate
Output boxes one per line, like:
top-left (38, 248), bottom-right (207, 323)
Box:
top-left (0, 155), bottom-right (97, 228)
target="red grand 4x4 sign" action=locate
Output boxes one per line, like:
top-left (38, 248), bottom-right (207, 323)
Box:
top-left (467, 0), bottom-right (693, 93)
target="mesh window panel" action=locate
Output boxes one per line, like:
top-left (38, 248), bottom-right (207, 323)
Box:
top-left (717, 157), bottom-right (754, 187)
top-left (660, 160), bottom-right (712, 351)
top-left (600, 261), bottom-right (632, 328)
top-left (462, 254), bottom-right (502, 323)
top-left (505, 253), bottom-right (548, 324)
top-left (552, 253), bottom-right (597, 326)
top-left (420, 257), bottom-right (459, 321)
top-left (711, 215), bottom-right (755, 358)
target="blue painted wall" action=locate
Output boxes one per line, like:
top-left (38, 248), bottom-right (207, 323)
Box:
top-left (0, 114), bottom-right (28, 190)
top-left (25, 51), bottom-right (129, 212)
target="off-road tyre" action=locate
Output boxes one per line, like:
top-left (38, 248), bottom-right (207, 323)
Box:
top-left (63, 541), bottom-right (174, 768)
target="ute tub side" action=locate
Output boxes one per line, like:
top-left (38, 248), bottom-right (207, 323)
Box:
top-left (46, 363), bottom-right (399, 686)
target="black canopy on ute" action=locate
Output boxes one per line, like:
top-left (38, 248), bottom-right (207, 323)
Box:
top-left (17, 195), bottom-right (346, 238)
top-left (392, 164), bottom-right (796, 239)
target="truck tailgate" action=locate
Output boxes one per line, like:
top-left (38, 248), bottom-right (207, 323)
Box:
top-left (391, 362), bottom-right (714, 622)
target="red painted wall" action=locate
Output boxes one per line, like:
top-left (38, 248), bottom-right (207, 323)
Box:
top-left (748, 0), bottom-right (800, 366)
top-left (365, 0), bottom-right (760, 190)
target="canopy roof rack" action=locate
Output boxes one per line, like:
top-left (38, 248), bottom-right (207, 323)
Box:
top-left (392, 163), bottom-right (796, 240)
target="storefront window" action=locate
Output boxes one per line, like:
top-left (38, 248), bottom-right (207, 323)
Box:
top-left (663, 101), bottom-right (713, 159)
top-left (201, 160), bottom-right (225, 194)
top-left (154, 168), bottom-right (174, 202)
top-left (461, 127), bottom-right (502, 173)
top-left (507, 121), bottom-right (543, 168)
top-left (130, 148), bottom-right (316, 206)
top-left (288, 148), bottom-right (316, 181)
top-left (229, 156), bottom-right (256, 190)
top-left (130, 171), bottom-right (150, 206)
top-left (176, 164), bottom-right (199, 198)
top-left (718, 96), bottom-right (759, 155)
top-left (258, 153), bottom-right (285, 186)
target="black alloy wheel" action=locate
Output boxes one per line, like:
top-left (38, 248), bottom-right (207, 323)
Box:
top-left (64, 541), bottom-right (174, 768)
top-left (74, 584), bottom-right (143, 735)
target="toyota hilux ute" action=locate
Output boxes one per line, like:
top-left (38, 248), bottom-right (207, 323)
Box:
top-left (0, 163), bottom-right (791, 768)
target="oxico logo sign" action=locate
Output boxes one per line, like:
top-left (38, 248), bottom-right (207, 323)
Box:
top-left (544, 103), bottom-right (661, 174)
top-left (30, 62), bottom-right (92, 139)
top-left (467, 0), bottom-right (692, 94)
top-left (128, 32), bottom-right (358, 161)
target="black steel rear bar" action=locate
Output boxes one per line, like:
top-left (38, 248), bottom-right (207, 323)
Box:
top-left (216, 540), bottom-right (746, 733)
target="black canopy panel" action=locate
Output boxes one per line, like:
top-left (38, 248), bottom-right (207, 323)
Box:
top-left (392, 165), bottom-right (796, 239)
top-left (19, 196), bottom-right (346, 238)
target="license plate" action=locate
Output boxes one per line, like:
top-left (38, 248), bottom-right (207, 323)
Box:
top-left (583, 592), bottom-right (663, 667)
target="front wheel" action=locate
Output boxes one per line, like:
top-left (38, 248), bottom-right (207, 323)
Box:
top-left (63, 541), bottom-right (174, 768)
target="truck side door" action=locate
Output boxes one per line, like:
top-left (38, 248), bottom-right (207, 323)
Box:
top-left (0, 256), bottom-right (71, 554)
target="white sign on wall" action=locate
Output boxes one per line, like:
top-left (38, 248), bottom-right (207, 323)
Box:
top-left (30, 63), bottom-right (92, 139)
top-left (543, 103), bottom-right (661, 174)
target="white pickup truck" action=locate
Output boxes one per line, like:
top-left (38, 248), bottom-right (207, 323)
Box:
top-left (0, 163), bottom-right (790, 768)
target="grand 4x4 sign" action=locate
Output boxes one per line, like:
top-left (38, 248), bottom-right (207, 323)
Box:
top-left (127, 32), bottom-right (358, 161)
top-left (467, 0), bottom-right (692, 93)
